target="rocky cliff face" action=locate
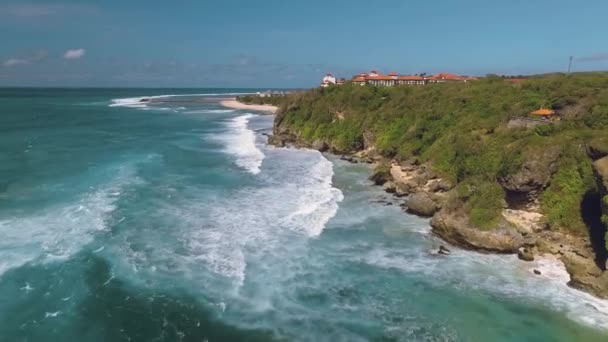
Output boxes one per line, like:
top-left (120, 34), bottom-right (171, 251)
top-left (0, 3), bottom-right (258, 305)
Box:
top-left (593, 156), bottom-right (608, 268)
top-left (498, 146), bottom-right (561, 208)
top-left (430, 208), bottom-right (525, 253)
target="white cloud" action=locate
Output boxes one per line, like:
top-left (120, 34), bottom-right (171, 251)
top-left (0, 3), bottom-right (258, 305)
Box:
top-left (3, 50), bottom-right (48, 67)
top-left (0, 3), bottom-right (99, 19)
top-left (3, 58), bottom-right (29, 67)
top-left (64, 48), bottom-right (86, 60)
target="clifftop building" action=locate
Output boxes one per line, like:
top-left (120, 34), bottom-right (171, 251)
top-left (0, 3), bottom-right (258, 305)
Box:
top-left (353, 71), bottom-right (477, 86)
top-left (320, 73), bottom-right (337, 87)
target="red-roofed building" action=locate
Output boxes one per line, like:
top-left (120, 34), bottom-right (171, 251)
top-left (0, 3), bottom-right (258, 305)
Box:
top-left (345, 70), bottom-right (477, 87)
top-left (398, 75), bottom-right (425, 85)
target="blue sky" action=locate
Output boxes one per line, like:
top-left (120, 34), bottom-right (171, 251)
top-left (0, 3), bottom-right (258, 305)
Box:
top-left (1, 0), bottom-right (607, 88)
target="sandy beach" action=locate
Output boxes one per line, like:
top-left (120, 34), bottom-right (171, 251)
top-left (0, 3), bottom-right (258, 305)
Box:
top-left (220, 99), bottom-right (278, 113)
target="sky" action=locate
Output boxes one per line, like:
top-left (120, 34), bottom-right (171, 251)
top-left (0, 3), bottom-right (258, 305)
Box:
top-left (1, 0), bottom-right (607, 88)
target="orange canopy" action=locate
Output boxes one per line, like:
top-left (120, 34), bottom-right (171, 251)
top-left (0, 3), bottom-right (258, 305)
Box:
top-left (530, 108), bottom-right (555, 115)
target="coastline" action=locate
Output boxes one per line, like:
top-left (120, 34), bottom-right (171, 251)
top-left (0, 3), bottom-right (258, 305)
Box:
top-left (268, 130), bottom-right (608, 301)
top-left (220, 99), bottom-right (278, 113)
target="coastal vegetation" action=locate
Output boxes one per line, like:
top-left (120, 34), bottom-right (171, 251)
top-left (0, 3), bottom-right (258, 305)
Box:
top-left (273, 72), bottom-right (608, 235)
top-left (237, 94), bottom-right (286, 107)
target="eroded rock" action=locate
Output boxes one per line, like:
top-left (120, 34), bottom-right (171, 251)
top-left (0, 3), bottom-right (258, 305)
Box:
top-left (406, 192), bottom-right (438, 217)
top-left (430, 209), bottom-right (525, 253)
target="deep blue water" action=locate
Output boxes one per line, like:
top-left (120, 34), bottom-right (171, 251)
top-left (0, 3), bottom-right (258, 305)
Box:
top-left (1, 88), bottom-right (608, 341)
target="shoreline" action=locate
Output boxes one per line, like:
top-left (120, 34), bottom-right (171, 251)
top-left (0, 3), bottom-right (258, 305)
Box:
top-left (220, 99), bottom-right (278, 113)
top-left (268, 132), bottom-right (608, 302)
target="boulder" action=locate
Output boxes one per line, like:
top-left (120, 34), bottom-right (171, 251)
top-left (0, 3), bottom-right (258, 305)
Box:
top-left (517, 247), bottom-right (534, 261)
top-left (405, 192), bottom-right (438, 217)
top-left (394, 180), bottom-right (417, 197)
top-left (562, 251), bottom-right (608, 299)
top-left (498, 146), bottom-right (561, 194)
top-left (438, 245), bottom-right (451, 255)
top-left (383, 181), bottom-right (397, 193)
top-left (369, 165), bottom-right (391, 186)
top-left (533, 269), bottom-right (542, 275)
top-left (412, 174), bottom-right (428, 186)
top-left (587, 137), bottom-right (608, 160)
top-left (593, 156), bottom-right (608, 194)
top-left (311, 139), bottom-right (329, 152)
top-left (429, 179), bottom-right (453, 193)
top-left (430, 209), bottom-right (525, 253)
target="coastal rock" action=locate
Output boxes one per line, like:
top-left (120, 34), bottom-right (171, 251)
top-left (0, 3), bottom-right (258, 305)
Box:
top-left (517, 247), bottom-right (534, 261)
top-left (533, 269), bottom-right (542, 275)
top-left (383, 181), bottom-right (397, 193)
top-left (587, 137), bottom-right (608, 160)
top-left (562, 251), bottom-right (608, 299)
top-left (593, 156), bottom-right (608, 194)
top-left (405, 192), bottom-right (438, 217)
top-left (395, 180), bottom-right (417, 197)
top-left (312, 139), bottom-right (329, 152)
top-left (369, 164), bottom-right (391, 186)
top-left (592, 156), bottom-right (608, 271)
top-left (438, 245), bottom-right (451, 255)
top-left (430, 209), bottom-right (525, 253)
top-left (428, 179), bottom-right (453, 193)
top-left (498, 146), bottom-right (561, 195)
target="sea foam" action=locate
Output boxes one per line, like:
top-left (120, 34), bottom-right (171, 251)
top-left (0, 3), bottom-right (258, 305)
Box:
top-left (109, 93), bottom-right (255, 109)
top-left (0, 166), bottom-right (135, 277)
top-left (363, 236), bottom-right (608, 331)
top-left (212, 114), bottom-right (265, 174)
top-left (108, 148), bottom-right (343, 289)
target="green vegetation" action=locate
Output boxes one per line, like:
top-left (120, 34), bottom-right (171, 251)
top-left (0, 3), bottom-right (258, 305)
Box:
top-left (236, 94), bottom-right (287, 107)
top-left (541, 146), bottom-right (596, 232)
top-left (275, 73), bottom-right (608, 233)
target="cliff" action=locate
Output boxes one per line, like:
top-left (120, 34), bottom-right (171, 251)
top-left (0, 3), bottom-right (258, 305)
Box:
top-left (271, 73), bottom-right (608, 298)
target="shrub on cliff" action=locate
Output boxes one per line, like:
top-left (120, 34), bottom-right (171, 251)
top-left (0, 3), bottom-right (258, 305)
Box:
top-left (541, 146), bottom-right (596, 233)
top-left (276, 72), bottom-right (608, 231)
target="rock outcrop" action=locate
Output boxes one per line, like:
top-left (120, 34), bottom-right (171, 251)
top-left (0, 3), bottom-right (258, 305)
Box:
top-left (517, 247), bottom-right (534, 261)
top-left (563, 251), bottom-right (608, 299)
top-left (499, 146), bottom-right (561, 207)
top-left (430, 209), bottom-right (524, 253)
top-left (311, 139), bottom-right (329, 152)
top-left (593, 156), bottom-right (608, 271)
top-left (406, 192), bottom-right (438, 217)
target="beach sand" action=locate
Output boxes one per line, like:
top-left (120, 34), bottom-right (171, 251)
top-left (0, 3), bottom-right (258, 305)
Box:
top-left (220, 99), bottom-right (278, 113)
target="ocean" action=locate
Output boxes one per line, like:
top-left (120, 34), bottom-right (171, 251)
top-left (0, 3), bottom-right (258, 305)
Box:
top-left (1, 88), bottom-right (607, 341)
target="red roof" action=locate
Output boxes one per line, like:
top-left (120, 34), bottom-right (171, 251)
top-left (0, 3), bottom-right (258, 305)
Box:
top-left (353, 76), bottom-right (366, 82)
top-left (388, 72), bottom-right (398, 76)
top-left (368, 75), bottom-right (396, 81)
top-left (432, 72), bottom-right (465, 80)
top-left (398, 75), bottom-right (424, 81)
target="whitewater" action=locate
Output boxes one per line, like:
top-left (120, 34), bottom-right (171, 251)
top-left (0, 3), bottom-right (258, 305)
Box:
top-left (0, 88), bottom-right (607, 342)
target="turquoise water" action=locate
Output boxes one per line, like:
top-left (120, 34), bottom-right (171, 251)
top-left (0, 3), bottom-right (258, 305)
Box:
top-left (1, 88), bottom-right (608, 341)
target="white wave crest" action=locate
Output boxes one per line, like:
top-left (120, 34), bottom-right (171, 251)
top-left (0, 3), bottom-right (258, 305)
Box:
top-left (109, 150), bottom-right (343, 288)
top-left (213, 114), bottom-right (265, 174)
top-left (282, 156), bottom-right (344, 237)
top-left (184, 109), bottom-right (236, 114)
top-left (0, 167), bottom-right (135, 277)
top-left (364, 244), bottom-right (608, 331)
top-left (109, 93), bottom-right (255, 108)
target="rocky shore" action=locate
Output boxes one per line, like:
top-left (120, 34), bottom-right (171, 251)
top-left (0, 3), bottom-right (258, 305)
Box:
top-left (269, 130), bottom-right (608, 299)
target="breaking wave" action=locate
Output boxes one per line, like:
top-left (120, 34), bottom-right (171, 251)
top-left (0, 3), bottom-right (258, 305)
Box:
top-left (212, 114), bottom-right (265, 174)
top-left (109, 93), bottom-right (255, 108)
top-left (107, 149), bottom-right (343, 289)
top-left (0, 166), bottom-right (136, 277)
top-left (363, 239), bottom-right (608, 331)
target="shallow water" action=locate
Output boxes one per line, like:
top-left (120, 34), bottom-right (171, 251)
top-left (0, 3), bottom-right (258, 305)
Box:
top-left (1, 88), bottom-right (607, 341)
